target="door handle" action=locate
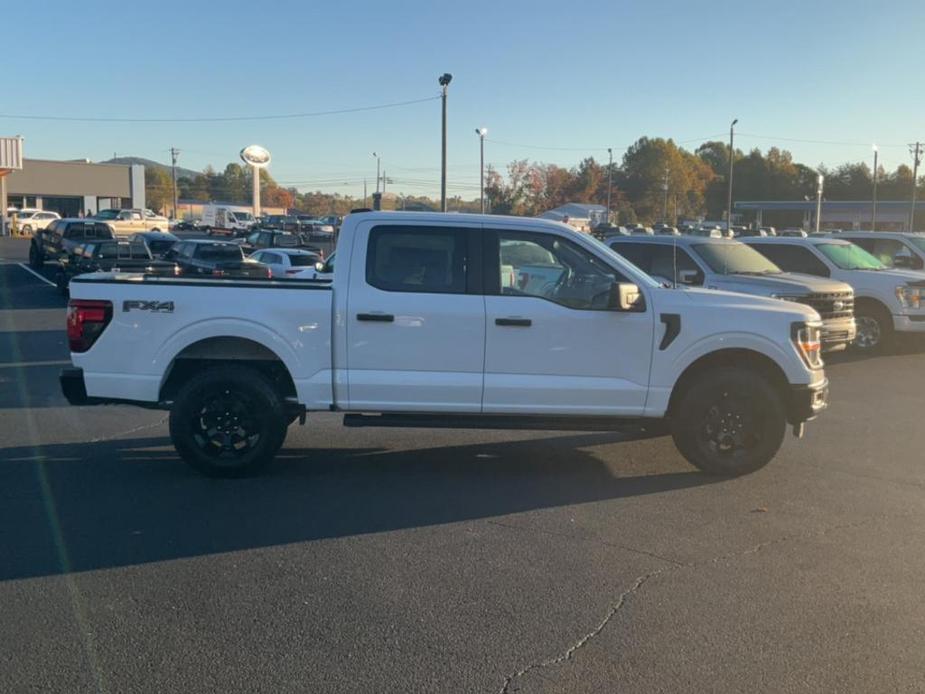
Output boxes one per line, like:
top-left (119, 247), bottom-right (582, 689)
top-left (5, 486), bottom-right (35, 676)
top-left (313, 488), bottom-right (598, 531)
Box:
top-left (495, 317), bottom-right (532, 327)
top-left (357, 313), bottom-right (395, 322)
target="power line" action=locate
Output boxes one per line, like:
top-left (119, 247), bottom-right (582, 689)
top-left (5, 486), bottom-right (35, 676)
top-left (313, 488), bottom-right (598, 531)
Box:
top-left (0, 95), bottom-right (441, 123)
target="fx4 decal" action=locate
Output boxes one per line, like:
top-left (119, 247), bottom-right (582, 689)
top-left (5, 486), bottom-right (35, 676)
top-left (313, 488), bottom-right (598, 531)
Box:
top-left (123, 300), bottom-right (174, 313)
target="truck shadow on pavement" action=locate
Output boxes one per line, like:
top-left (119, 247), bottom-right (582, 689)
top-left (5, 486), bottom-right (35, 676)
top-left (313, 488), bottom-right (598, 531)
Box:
top-left (0, 430), bottom-right (714, 581)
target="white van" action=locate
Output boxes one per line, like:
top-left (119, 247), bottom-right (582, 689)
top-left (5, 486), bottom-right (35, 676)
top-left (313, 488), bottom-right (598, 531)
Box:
top-left (201, 205), bottom-right (256, 236)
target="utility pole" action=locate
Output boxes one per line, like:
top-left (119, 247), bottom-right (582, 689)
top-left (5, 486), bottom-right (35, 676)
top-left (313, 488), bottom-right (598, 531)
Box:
top-left (871, 144), bottom-right (878, 231)
top-left (476, 128), bottom-right (487, 214)
top-left (662, 168), bottom-right (670, 223)
top-left (372, 153), bottom-right (381, 194)
top-left (727, 119), bottom-right (738, 231)
top-left (606, 147), bottom-right (613, 223)
top-left (169, 147), bottom-right (180, 219)
top-left (363, 179), bottom-right (367, 208)
top-left (815, 174), bottom-right (824, 234)
top-left (910, 142), bottom-right (922, 231)
top-left (382, 170), bottom-right (386, 196)
top-left (438, 73), bottom-right (453, 212)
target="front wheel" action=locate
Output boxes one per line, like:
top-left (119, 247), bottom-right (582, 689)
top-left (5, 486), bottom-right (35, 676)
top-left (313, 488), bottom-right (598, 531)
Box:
top-left (853, 303), bottom-right (893, 353)
top-left (169, 366), bottom-right (289, 477)
top-left (671, 366), bottom-right (786, 476)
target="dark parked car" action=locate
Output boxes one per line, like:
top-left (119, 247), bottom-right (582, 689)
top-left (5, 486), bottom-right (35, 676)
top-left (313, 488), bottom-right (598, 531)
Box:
top-left (29, 218), bottom-right (115, 268)
top-left (172, 219), bottom-right (202, 232)
top-left (55, 240), bottom-right (176, 294)
top-left (164, 240), bottom-right (271, 278)
top-left (262, 215), bottom-right (301, 232)
top-left (129, 231), bottom-right (180, 258)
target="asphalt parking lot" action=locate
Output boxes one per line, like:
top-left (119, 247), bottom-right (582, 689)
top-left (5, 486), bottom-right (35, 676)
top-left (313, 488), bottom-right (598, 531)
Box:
top-left (2, 235), bottom-right (925, 694)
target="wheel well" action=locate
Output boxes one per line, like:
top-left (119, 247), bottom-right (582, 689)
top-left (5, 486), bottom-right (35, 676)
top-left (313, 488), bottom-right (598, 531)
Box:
top-left (668, 348), bottom-right (790, 417)
top-left (854, 297), bottom-right (891, 318)
top-left (159, 337), bottom-right (297, 402)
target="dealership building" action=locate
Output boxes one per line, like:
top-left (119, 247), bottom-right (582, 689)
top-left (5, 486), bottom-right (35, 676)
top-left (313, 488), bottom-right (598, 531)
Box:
top-left (2, 157), bottom-right (145, 218)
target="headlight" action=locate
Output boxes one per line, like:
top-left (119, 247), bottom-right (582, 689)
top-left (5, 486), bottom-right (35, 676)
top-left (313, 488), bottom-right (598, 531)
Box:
top-left (771, 294), bottom-right (803, 302)
top-left (792, 322), bottom-right (824, 369)
top-left (895, 285), bottom-right (923, 309)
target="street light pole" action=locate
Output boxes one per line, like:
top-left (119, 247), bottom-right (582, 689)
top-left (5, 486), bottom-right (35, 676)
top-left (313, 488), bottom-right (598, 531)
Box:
top-left (910, 141), bottom-right (922, 231)
top-left (438, 73), bottom-right (453, 212)
top-left (726, 118), bottom-right (738, 232)
top-left (871, 144), bottom-right (878, 231)
top-left (606, 147), bottom-right (613, 223)
top-left (662, 168), bottom-right (670, 223)
top-left (169, 146), bottom-right (179, 219)
top-left (372, 152), bottom-right (381, 194)
top-left (815, 174), bottom-right (824, 234)
top-left (475, 127), bottom-right (487, 214)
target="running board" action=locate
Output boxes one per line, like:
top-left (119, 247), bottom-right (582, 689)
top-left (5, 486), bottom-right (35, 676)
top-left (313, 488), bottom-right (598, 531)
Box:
top-left (342, 413), bottom-right (666, 433)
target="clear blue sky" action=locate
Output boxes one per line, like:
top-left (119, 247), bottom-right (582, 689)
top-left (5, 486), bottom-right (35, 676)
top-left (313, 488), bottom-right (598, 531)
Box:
top-left (4, 0), bottom-right (923, 199)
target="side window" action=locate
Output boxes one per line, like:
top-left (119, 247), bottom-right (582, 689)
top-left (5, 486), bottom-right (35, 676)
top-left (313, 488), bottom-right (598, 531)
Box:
top-left (609, 243), bottom-right (653, 273)
top-left (247, 232), bottom-right (260, 245)
top-left (753, 245), bottom-right (830, 276)
top-left (98, 243), bottom-right (118, 259)
top-left (648, 246), bottom-right (703, 285)
top-left (873, 238), bottom-right (917, 268)
top-left (367, 226), bottom-right (468, 294)
top-left (131, 212), bottom-right (143, 221)
top-left (250, 251), bottom-right (263, 262)
top-left (493, 231), bottom-right (626, 310)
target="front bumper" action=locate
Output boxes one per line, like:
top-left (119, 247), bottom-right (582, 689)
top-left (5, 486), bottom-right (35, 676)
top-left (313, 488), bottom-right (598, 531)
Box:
top-left (788, 377), bottom-right (829, 424)
top-left (821, 317), bottom-right (857, 352)
top-left (893, 314), bottom-right (925, 333)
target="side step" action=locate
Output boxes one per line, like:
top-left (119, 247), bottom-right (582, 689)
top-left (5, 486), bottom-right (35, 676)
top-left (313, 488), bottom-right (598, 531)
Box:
top-left (343, 413), bottom-right (666, 433)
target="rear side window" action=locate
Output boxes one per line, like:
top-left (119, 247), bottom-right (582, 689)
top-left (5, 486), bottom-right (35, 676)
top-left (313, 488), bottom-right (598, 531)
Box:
top-left (749, 244), bottom-right (830, 276)
top-left (98, 243), bottom-right (119, 259)
top-left (289, 254), bottom-right (317, 267)
top-left (367, 226), bottom-right (467, 294)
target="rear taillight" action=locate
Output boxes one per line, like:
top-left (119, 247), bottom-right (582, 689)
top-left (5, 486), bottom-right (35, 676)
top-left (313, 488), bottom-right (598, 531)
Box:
top-left (67, 299), bottom-right (113, 353)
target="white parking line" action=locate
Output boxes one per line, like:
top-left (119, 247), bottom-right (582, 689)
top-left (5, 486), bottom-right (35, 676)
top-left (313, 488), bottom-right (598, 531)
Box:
top-left (15, 262), bottom-right (56, 287)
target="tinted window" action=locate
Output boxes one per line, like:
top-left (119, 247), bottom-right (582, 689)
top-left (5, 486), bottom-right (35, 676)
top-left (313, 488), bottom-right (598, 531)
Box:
top-left (289, 254), bottom-right (318, 267)
top-left (98, 243), bottom-right (119, 259)
top-left (611, 243), bottom-right (702, 285)
top-left (749, 244), bottom-right (830, 276)
top-left (195, 244), bottom-right (243, 262)
top-left (367, 226), bottom-right (467, 294)
top-left (493, 231), bottom-right (625, 310)
top-left (274, 234), bottom-right (299, 247)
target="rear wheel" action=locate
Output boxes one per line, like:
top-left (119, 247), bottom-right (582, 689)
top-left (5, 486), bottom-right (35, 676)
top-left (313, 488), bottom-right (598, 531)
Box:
top-left (28, 243), bottom-right (44, 269)
top-left (853, 302), bottom-right (893, 353)
top-left (671, 366), bottom-right (786, 476)
top-left (169, 366), bottom-right (288, 477)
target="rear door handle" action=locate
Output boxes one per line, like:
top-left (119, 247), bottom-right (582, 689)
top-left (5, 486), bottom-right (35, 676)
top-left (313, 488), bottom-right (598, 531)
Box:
top-left (357, 313), bottom-right (395, 322)
top-left (495, 317), bottom-right (532, 327)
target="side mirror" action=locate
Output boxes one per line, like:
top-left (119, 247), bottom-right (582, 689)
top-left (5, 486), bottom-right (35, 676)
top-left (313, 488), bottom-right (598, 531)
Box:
top-left (678, 269), bottom-right (701, 285)
top-left (609, 282), bottom-right (645, 312)
top-left (893, 254), bottom-right (915, 269)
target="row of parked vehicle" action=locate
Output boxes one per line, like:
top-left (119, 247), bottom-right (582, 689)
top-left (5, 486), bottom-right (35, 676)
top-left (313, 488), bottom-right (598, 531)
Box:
top-left (27, 220), bottom-right (334, 294)
top-left (603, 230), bottom-right (925, 352)
top-left (597, 222), bottom-right (827, 239)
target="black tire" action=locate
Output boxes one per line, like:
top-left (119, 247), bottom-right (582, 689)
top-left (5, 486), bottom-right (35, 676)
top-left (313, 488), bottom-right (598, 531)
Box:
top-left (168, 366), bottom-right (288, 478)
top-left (28, 243), bottom-right (44, 269)
top-left (853, 302), bottom-right (893, 353)
top-left (671, 366), bottom-right (786, 477)
top-left (55, 269), bottom-right (69, 296)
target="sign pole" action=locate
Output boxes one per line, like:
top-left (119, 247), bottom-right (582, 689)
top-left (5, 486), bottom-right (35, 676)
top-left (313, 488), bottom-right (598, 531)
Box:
top-left (252, 165), bottom-right (261, 219)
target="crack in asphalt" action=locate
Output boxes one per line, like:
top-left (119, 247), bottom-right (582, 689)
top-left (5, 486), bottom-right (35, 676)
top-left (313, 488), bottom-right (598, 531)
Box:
top-left (87, 415), bottom-right (168, 443)
top-left (497, 516), bottom-right (888, 694)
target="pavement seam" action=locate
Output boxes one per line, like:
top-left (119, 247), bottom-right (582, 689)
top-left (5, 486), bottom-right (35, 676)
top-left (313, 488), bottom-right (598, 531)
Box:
top-left (87, 415), bottom-right (168, 443)
top-left (497, 515), bottom-right (890, 694)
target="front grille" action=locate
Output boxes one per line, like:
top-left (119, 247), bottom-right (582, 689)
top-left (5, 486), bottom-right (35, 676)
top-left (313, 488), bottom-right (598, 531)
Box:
top-left (801, 291), bottom-right (854, 320)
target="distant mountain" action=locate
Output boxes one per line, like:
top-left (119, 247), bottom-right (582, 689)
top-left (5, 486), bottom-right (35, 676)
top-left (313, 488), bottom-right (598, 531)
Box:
top-left (102, 156), bottom-right (202, 180)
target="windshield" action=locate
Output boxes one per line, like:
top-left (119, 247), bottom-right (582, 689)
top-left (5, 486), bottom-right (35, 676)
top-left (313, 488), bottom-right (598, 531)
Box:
top-left (691, 242), bottom-right (781, 274)
top-left (816, 242), bottom-right (885, 270)
top-left (234, 212), bottom-right (254, 222)
top-left (94, 209), bottom-right (119, 220)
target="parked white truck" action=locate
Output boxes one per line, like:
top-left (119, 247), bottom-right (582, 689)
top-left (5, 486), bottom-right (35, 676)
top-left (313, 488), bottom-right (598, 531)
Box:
top-left (60, 212), bottom-right (829, 478)
top-left (201, 205), bottom-right (256, 236)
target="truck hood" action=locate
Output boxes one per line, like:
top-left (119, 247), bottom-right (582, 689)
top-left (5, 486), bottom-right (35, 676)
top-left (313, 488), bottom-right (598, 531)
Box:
top-left (708, 272), bottom-right (850, 296)
top-left (677, 286), bottom-right (820, 322)
top-left (873, 268), bottom-right (925, 286)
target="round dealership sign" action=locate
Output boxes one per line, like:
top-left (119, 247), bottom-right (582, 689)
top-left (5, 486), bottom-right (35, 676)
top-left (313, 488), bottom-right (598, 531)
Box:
top-left (240, 144), bottom-right (271, 168)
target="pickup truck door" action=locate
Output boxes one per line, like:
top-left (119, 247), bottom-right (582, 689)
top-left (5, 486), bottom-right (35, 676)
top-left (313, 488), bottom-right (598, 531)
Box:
top-left (482, 228), bottom-right (654, 415)
top-left (344, 222), bottom-right (485, 412)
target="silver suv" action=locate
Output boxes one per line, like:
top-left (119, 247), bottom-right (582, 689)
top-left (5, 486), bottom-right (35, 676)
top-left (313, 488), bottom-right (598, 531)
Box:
top-left (608, 235), bottom-right (857, 352)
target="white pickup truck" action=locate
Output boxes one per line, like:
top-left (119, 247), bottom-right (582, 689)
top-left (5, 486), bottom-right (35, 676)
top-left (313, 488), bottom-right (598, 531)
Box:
top-left (60, 212), bottom-right (829, 478)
